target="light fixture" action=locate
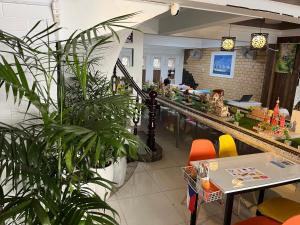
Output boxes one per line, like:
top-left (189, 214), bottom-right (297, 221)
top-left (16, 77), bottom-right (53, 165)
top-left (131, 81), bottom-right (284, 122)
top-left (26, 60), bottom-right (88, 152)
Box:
top-left (250, 33), bottom-right (268, 49)
top-left (221, 24), bottom-right (236, 51)
top-left (221, 37), bottom-right (236, 51)
top-left (170, 3), bottom-right (180, 16)
top-left (250, 20), bottom-right (269, 50)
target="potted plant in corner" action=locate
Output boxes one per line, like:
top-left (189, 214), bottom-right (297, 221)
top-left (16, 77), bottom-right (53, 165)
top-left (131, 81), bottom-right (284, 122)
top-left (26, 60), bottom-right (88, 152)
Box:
top-left (0, 13), bottom-right (141, 225)
top-left (65, 74), bottom-right (141, 198)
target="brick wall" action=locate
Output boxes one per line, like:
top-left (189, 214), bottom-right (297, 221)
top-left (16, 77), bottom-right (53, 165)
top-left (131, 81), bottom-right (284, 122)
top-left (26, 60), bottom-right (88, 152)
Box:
top-left (184, 48), bottom-right (266, 101)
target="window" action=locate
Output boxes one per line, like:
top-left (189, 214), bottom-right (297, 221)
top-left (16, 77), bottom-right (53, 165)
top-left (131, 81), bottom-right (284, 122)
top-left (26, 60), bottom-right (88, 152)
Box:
top-left (168, 58), bottom-right (175, 70)
top-left (121, 57), bottom-right (129, 67)
top-left (153, 57), bottom-right (161, 69)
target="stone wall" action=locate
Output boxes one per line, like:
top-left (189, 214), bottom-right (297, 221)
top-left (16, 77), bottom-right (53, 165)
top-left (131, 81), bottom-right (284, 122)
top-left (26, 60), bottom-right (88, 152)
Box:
top-left (184, 48), bottom-right (266, 101)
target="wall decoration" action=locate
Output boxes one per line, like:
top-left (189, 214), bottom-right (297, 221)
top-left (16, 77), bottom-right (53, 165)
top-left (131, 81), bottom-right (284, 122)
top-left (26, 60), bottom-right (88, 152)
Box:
top-left (275, 43), bottom-right (297, 74)
top-left (210, 51), bottom-right (236, 78)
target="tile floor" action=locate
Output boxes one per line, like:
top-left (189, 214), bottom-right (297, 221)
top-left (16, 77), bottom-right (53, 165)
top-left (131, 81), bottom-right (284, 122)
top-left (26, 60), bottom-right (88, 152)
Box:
top-left (109, 108), bottom-right (299, 225)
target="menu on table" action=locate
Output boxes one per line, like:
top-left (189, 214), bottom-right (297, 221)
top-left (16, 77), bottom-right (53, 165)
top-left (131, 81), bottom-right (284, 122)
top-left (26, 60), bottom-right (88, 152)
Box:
top-left (226, 167), bottom-right (269, 182)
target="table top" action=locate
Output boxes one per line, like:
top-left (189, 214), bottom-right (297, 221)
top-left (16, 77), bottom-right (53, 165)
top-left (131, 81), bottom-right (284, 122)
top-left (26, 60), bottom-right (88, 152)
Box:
top-left (226, 100), bottom-right (262, 109)
top-left (191, 153), bottom-right (300, 194)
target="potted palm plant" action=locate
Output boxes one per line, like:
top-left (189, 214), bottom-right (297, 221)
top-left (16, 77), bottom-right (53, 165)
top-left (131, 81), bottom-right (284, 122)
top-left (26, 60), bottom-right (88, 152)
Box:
top-left (65, 74), bottom-right (140, 196)
top-left (0, 13), bottom-right (141, 224)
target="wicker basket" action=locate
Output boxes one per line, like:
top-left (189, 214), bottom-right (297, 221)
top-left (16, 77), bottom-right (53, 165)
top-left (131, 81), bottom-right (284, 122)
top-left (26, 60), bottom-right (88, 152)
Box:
top-left (182, 166), bottom-right (223, 203)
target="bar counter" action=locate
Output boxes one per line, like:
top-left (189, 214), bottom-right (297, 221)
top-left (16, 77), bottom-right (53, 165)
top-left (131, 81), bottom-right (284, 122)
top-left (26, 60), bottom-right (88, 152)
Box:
top-left (157, 95), bottom-right (300, 163)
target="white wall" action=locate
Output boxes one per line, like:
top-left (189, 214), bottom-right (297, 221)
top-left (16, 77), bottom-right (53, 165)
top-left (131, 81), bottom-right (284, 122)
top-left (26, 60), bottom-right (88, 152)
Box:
top-left (58, 0), bottom-right (168, 39)
top-left (0, 1), bottom-right (53, 125)
top-left (144, 46), bottom-right (184, 84)
top-left (57, 0), bottom-right (167, 87)
top-left (117, 31), bottom-right (144, 88)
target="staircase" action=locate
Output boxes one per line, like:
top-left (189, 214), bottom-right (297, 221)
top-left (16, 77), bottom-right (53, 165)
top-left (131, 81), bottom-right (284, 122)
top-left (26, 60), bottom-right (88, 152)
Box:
top-left (182, 69), bottom-right (198, 89)
top-left (113, 59), bottom-right (162, 162)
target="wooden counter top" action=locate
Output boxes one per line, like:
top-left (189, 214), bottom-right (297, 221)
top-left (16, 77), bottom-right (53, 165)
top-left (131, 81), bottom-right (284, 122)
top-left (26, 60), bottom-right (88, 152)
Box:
top-left (157, 96), bottom-right (300, 163)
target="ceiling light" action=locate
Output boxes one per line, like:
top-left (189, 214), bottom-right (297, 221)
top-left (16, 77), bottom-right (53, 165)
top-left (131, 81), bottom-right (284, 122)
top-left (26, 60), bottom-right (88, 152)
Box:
top-left (250, 33), bottom-right (269, 49)
top-left (221, 24), bottom-right (236, 51)
top-left (170, 3), bottom-right (180, 16)
top-left (221, 37), bottom-right (236, 51)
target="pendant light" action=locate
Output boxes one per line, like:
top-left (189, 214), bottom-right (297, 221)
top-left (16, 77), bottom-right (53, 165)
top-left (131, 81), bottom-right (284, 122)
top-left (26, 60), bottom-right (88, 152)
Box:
top-left (221, 24), bottom-right (236, 51)
top-left (250, 21), bottom-right (269, 50)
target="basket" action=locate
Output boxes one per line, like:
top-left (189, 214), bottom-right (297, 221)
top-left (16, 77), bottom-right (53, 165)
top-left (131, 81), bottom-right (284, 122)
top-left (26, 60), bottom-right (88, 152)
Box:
top-left (182, 166), bottom-right (223, 203)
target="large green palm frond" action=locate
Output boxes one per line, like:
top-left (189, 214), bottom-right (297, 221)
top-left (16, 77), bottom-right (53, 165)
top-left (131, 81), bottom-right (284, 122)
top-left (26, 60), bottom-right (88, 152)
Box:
top-left (0, 12), bottom-right (140, 225)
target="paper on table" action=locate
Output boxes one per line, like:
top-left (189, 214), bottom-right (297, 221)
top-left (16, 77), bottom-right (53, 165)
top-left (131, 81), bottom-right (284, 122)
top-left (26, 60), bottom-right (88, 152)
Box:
top-left (226, 167), bottom-right (269, 182)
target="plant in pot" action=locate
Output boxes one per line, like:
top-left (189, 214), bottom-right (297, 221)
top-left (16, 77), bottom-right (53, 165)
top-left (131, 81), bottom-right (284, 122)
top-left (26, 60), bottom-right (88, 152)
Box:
top-left (65, 74), bottom-right (142, 194)
top-left (0, 13), bottom-right (141, 225)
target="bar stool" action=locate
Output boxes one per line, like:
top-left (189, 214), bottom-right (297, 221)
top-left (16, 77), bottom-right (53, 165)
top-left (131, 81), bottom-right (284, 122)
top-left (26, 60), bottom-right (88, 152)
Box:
top-left (257, 197), bottom-right (300, 223)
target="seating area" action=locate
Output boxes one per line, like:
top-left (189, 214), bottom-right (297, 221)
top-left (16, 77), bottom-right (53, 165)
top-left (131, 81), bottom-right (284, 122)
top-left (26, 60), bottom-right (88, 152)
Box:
top-left (1, 1), bottom-right (300, 225)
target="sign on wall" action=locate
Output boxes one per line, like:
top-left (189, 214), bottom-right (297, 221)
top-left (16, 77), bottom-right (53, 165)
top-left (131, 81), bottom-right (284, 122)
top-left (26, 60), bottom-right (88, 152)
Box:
top-left (210, 51), bottom-right (236, 78)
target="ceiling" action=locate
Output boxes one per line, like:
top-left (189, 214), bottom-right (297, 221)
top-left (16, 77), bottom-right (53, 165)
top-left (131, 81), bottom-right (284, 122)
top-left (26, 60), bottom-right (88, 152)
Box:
top-left (271, 0), bottom-right (300, 6)
top-left (233, 18), bottom-right (300, 30)
top-left (145, 7), bottom-right (300, 43)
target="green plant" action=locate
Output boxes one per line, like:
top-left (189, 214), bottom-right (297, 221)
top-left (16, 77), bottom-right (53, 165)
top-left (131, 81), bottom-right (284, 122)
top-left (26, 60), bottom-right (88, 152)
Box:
top-left (0, 13), bottom-right (141, 225)
top-left (283, 129), bottom-right (291, 141)
top-left (65, 75), bottom-right (141, 168)
top-left (234, 110), bottom-right (242, 122)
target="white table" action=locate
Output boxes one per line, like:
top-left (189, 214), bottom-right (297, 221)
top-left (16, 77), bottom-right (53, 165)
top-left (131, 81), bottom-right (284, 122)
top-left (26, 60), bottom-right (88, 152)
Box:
top-left (191, 153), bottom-right (300, 225)
top-left (226, 100), bottom-right (262, 110)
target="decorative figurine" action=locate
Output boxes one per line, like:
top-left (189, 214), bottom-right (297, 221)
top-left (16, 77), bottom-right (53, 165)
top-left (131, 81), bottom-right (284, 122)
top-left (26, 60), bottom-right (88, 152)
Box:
top-left (271, 98), bottom-right (280, 126)
top-left (280, 114), bottom-right (286, 128)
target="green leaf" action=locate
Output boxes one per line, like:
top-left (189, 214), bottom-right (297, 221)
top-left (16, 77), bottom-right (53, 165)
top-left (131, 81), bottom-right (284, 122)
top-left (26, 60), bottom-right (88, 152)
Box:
top-left (0, 198), bottom-right (32, 223)
top-left (32, 199), bottom-right (51, 225)
top-left (14, 55), bottom-right (29, 91)
top-left (65, 147), bottom-right (74, 172)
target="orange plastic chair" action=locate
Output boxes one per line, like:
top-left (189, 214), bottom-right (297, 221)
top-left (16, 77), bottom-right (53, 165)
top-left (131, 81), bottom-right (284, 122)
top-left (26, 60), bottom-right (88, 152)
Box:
top-left (233, 216), bottom-right (281, 225)
top-left (188, 139), bottom-right (216, 165)
top-left (257, 197), bottom-right (300, 223)
top-left (233, 214), bottom-right (300, 225)
top-left (283, 215), bottom-right (300, 225)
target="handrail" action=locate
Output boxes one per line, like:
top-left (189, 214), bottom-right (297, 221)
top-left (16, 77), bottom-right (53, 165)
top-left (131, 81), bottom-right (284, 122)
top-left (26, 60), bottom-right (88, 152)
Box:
top-left (116, 58), bottom-right (148, 100)
top-left (114, 58), bottom-right (162, 162)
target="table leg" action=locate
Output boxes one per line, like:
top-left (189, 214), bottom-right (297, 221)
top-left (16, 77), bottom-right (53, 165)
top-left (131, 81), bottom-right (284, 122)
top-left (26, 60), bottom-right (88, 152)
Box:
top-left (195, 121), bottom-right (198, 138)
top-left (176, 112), bottom-right (180, 148)
top-left (256, 189), bottom-right (265, 216)
top-left (223, 194), bottom-right (234, 225)
top-left (190, 194), bottom-right (198, 225)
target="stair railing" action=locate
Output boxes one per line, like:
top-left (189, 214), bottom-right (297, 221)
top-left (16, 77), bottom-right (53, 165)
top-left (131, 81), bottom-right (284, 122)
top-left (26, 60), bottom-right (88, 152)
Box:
top-left (112, 59), bottom-right (161, 160)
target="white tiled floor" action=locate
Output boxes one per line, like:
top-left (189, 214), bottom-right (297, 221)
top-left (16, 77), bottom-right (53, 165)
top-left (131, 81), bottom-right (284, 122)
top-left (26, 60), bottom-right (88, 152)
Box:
top-left (110, 112), bottom-right (300, 225)
top-left (110, 134), bottom-right (238, 225)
